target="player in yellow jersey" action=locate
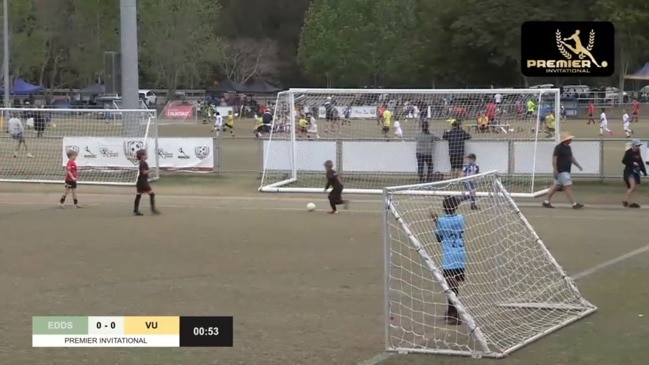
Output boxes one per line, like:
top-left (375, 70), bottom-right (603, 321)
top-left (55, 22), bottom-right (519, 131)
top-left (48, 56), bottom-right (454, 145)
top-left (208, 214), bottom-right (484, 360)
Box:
top-left (545, 111), bottom-right (555, 138)
top-left (223, 110), bottom-right (235, 137)
top-left (298, 114), bottom-right (309, 138)
top-left (382, 109), bottom-right (393, 139)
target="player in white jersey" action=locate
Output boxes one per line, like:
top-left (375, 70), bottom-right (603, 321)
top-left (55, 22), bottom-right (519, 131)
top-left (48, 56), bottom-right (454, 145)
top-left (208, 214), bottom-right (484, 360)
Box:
top-left (212, 112), bottom-right (223, 136)
top-left (307, 113), bottom-right (320, 139)
top-left (393, 121), bottom-right (403, 139)
top-left (599, 109), bottom-right (612, 136)
top-left (622, 110), bottom-right (633, 138)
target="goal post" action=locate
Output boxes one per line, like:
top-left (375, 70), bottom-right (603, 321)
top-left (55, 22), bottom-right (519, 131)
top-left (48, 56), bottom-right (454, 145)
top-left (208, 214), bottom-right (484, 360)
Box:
top-left (0, 107), bottom-right (159, 185)
top-left (383, 171), bottom-right (597, 358)
top-left (260, 88), bottom-right (563, 197)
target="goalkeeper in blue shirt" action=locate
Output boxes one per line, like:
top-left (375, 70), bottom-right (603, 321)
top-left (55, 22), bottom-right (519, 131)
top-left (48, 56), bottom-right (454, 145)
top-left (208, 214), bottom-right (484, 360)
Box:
top-left (431, 196), bottom-right (466, 325)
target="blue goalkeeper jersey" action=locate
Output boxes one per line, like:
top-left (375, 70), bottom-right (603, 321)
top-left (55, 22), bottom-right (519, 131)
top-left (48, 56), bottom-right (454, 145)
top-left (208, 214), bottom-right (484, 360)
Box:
top-left (435, 214), bottom-right (467, 270)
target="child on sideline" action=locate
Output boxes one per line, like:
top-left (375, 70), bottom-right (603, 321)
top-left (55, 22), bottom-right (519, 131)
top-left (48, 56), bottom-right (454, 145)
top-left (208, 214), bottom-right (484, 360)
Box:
top-left (463, 153), bottom-right (479, 210)
top-left (60, 149), bottom-right (80, 208)
top-left (133, 149), bottom-right (160, 216)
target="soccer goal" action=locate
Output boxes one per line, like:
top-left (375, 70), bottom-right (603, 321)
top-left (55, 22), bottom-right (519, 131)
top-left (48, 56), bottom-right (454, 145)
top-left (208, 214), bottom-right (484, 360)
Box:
top-left (383, 171), bottom-right (596, 358)
top-left (260, 88), bottom-right (562, 197)
top-left (0, 107), bottom-right (159, 185)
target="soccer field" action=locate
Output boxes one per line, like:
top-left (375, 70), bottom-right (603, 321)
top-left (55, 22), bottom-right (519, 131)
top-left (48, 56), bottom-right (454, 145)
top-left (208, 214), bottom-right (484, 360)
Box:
top-left (0, 113), bottom-right (648, 364)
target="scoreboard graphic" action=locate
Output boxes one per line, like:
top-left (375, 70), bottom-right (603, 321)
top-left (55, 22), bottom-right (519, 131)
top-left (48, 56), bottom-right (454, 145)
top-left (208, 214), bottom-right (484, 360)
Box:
top-left (32, 316), bottom-right (233, 347)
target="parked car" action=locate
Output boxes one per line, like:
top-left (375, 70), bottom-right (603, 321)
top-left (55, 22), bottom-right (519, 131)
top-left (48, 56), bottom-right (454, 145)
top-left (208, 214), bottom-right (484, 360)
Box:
top-left (561, 85), bottom-right (590, 98)
top-left (588, 87), bottom-right (629, 103)
top-left (138, 89), bottom-right (157, 107)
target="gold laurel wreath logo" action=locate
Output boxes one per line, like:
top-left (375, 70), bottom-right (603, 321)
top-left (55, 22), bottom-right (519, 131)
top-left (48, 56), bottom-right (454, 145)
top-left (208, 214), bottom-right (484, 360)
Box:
top-left (556, 30), bottom-right (572, 59)
top-left (580, 29), bottom-right (596, 59)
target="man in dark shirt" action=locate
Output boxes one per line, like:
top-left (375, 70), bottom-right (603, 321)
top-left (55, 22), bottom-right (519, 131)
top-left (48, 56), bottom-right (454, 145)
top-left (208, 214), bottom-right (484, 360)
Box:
top-left (443, 119), bottom-right (471, 177)
top-left (542, 132), bottom-right (584, 209)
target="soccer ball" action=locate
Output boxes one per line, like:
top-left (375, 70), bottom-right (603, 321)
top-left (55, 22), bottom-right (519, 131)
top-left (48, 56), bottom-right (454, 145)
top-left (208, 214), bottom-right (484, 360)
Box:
top-left (306, 202), bottom-right (316, 211)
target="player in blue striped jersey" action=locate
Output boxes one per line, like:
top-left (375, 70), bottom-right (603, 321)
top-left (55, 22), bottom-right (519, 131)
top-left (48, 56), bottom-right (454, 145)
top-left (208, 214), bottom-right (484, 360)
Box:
top-left (432, 196), bottom-right (466, 325)
top-left (463, 153), bottom-right (479, 210)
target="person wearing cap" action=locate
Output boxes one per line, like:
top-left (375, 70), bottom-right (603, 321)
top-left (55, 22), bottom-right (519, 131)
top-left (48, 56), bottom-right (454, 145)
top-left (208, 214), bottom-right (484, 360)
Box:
top-left (621, 139), bottom-right (646, 208)
top-left (542, 132), bottom-right (584, 209)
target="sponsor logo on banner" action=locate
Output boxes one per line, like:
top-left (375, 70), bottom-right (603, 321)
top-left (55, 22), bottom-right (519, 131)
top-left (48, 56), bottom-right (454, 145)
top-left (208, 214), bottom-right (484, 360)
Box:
top-left (194, 146), bottom-right (210, 160)
top-left (83, 146), bottom-right (97, 159)
top-left (157, 148), bottom-right (174, 159)
top-left (65, 145), bottom-right (79, 154)
top-left (177, 148), bottom-right (191, 159)
top-left (123, 140), bottom-right (146, 164)
top-left (317, 106), bottom-right (377, 119)
top-left (164, 104), bottom-right (194, 119)
top-left (99, 147), bottom-right (119, 158)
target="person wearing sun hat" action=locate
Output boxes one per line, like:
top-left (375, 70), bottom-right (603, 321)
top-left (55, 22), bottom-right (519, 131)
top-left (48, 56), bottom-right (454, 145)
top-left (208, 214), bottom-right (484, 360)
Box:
top-left (542, 132), bottom-right (584, 209)
top-left (621, 139), bottom-right (647, 208)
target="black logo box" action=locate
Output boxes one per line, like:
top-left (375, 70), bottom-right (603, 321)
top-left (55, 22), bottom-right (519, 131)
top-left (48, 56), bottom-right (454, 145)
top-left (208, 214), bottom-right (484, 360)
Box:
top-left (521, 21), bottom-right (615, 77)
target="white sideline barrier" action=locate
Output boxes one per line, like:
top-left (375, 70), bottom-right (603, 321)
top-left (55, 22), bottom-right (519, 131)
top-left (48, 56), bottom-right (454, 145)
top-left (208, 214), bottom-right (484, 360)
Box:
top-left (262, 140), bottom-right (602, 175)
top-left (62, 137), bottom-right (214, 171)
top-left (316, 106), bottom-right (377, 119)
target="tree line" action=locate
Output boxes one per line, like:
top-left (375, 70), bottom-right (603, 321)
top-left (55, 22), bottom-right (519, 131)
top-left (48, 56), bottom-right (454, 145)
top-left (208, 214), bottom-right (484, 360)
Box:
top-left (1, 0), bottom-right (648, 91)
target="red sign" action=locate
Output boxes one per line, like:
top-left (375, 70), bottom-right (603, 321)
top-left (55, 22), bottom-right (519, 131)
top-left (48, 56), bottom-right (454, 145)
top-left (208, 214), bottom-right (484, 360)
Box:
top-left (164, 104), bottom-right (194, 119)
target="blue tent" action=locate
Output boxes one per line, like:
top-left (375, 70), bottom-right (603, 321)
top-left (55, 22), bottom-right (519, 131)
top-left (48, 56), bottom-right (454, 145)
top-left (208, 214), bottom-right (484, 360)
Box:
top-left (625, 63), bottom-right (649, 80)
top-left (0, 79), bottom-right (43, 94)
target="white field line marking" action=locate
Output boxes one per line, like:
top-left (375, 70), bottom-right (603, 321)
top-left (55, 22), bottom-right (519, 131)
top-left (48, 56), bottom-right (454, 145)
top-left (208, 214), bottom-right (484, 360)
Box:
top-left (358, 242), bottom-right (649, 365)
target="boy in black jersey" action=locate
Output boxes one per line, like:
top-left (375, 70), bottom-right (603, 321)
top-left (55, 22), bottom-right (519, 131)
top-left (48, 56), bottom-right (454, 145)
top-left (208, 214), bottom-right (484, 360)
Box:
top-left (134, 149), bottom-right (160, 216)
top-left (324, 160), bottom-right (349, 214)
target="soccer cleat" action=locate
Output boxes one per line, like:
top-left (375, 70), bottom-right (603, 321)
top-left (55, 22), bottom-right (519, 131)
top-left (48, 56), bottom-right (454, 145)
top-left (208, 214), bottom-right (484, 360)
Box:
top-left (151, 209), bottom-right (160, 215)
top-left (470, 204), bottom-right (479, 210)
top-left (628, 203), bottom-right (641, 208)
top-left (542, 201), bottom-right (554, 208)
top-left (623, 201), bottom-right (629, 207)
top-left (572, 202), bottom-right (584, 209)
top-left (59, 204), bottom-right (65, 209)
top-left (133, 211), bottom-right (144, 216)
top-left (13, 152), bottom-right (17, 158)
top-left (446, 318), bottom-right (462, 326)
top-left (327, 210), bottom-right (338, 214)
top-left (26, 153), bottom-right (34, 158)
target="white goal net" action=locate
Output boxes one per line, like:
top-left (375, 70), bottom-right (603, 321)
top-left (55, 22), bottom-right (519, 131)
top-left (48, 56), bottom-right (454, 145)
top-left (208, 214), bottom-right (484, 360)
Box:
top-left (383, 171), bottom-right (596, 358)
top-left (0, 107), bottom-right (159, 185)
top-left (260, 88), bottom-right (562, 197)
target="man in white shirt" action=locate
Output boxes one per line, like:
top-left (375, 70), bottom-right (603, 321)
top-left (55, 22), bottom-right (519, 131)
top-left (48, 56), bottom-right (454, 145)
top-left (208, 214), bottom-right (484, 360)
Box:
top-left (599, 108), bottom-right (613, 136)
top-left (494, 93), bottom-right (502, 104)
top-left (622, 110), bottom-right (633, 138)
top-left (7, 115), bottom-right (33, 158)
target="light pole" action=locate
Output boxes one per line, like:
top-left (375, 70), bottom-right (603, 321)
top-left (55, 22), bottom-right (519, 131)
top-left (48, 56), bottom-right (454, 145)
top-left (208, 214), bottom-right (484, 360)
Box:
top-left (3, 0), bottom-right (10, 107)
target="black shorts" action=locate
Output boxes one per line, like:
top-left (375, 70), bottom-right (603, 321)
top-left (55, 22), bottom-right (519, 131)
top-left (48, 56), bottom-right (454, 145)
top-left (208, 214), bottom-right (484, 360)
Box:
top-left (449, 155), bottom-right (464, 169)
top-left (136, 183), bottom-right (152, 194)
top-left (443, 268), bottom-right (465, 288)
top-left (65, 180), bottom-right (77, 189)
top-left (326, 114), bottom-right (335, 122)
top-left (299, 126), bottom-right (308, 133)
top-left (328, 187), bottom-right (343, 203)
top-left (382, 126), bottom-right (390, 133)
top-left (633, 111), bottom-right (638, 116)
top-left (623, 173), bottom-right (641, 188)
top-left (224, 123), bottom-right (233, 130)
top-left (588, 113), bottom-right (593, 118)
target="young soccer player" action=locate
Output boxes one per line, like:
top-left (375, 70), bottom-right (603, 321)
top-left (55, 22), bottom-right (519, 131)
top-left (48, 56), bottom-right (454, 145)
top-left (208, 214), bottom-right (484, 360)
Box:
top-left (622, 140), bottom-right (646, 208)
top-left (297, 114), bottom-right (309, 138)
top-left (307, 112), bottom-right (320, 139)
top-left (463, 153), bottom-right (479, 210)
top-left (133, 150), bottom-right (159, 216)
top-left (223, 111), bottom-right (235, 137)
top-left (631, 98), bottom-right (640, 123)
top-left (382, 108), bottom-right (392, 140)
top-left (545, 111), bottom-right (556, 138)
top-left (8, 115), bottom-right (33, 158)
top-left (59, 150), bottom-right (80, 208)
top-left (323, 160), bottom-right (348, 214)
top-left (212, 112), bottom-right (223, 136)
top-left (393, 120), bottom-right (403, 139)
top-left (431, 196), bottom-right (466, 326)
top-left (623, 110), bottom-right (633, 138)
top-left (587, 102), bottom-right (595, 125)
top-left (599, 108), bottom-right (612, 136)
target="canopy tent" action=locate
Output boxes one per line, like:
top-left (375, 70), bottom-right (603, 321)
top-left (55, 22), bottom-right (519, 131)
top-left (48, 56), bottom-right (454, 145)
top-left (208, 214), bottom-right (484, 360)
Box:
top-left (79, 83), bottom-right (105, 95)
top-left (625, 63), bottom-right (649, 80)
top-left (242, 79), bottom-right (283, 94)
top-left (0, 79), bottom-right (43, 95)
top-left (207, 79), bottom-right (246, 93)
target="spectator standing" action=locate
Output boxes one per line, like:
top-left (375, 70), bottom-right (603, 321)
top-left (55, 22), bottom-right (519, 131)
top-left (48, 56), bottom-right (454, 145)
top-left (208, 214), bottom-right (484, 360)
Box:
top-left (415, 122), bottom-right (438, 183)
top-left (8, 115), bottom-right (33, 158)
top-left (542, 132), bottom-right (584, 209)
top-left (443, 119), bottom-right (471, 178)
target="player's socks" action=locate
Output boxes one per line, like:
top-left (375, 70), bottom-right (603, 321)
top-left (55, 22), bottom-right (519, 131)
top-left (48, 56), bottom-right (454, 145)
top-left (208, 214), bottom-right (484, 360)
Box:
top-left (73, 199), bottom-right (78, 206)
top-left (134, 194), bottom-right (142, 214)
top-left (149, 193), bottom-right (159, 214)
top-left (60, 196), bottom-right (66, 204)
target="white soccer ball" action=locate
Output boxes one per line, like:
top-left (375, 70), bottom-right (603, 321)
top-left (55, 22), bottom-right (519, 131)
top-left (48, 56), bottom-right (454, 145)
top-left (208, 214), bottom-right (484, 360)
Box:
top-left (306, 202), bottom-right (316, 211)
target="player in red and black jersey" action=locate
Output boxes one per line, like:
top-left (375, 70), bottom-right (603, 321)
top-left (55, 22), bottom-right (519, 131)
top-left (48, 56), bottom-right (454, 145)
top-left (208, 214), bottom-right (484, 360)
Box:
top-left (60, 149), bottom-right (80, 208)
top-left (631, 98), bottom-right (640, 123)
top-left (586, 102), bottom-right (595, 125)
top-left (324, 160), bottom-right (349, 214)
top-left (134, 149), bottom-right (160, 216)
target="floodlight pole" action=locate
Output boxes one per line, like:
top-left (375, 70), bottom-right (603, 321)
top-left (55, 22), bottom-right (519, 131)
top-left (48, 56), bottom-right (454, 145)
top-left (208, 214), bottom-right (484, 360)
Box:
top-left (3, 0), bottom-right (10, 107)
